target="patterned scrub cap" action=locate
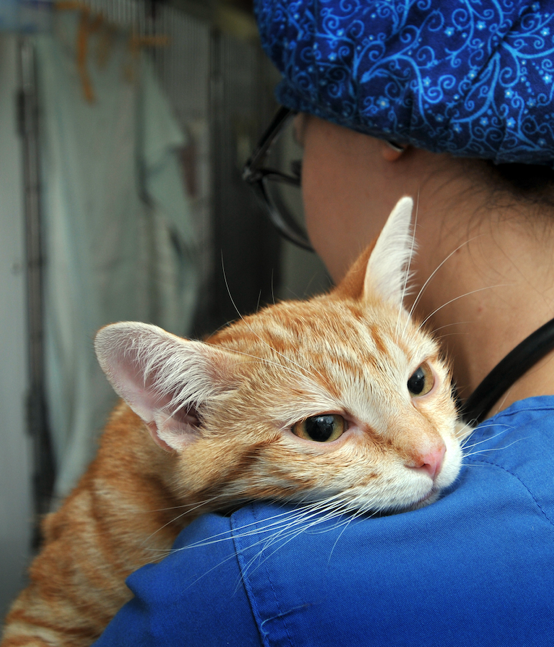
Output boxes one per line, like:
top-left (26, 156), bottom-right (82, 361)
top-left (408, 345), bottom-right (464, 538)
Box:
top-left (255, 0), bottom-right (554, 164)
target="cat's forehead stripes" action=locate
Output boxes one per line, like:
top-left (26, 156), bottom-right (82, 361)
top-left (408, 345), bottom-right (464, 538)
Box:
top-left (207, 296), bottom-right (444, 433)
top-left (211, 297), bottom-right (437, 374)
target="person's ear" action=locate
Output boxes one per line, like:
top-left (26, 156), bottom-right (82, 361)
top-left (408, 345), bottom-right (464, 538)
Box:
top-left (381, 140), bottom-right (406, 162)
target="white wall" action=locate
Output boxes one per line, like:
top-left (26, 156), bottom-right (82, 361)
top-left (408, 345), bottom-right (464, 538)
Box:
top-left (0, 35), bottom-right (33, 619)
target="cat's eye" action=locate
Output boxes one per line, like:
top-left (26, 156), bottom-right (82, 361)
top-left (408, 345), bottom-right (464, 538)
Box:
top-left (292, 414), bottom-right (346, 443)
top-left (407, 363), bottom-right (434, 397)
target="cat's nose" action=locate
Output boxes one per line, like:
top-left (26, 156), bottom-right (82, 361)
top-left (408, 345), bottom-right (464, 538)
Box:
top-left (410, 444), bottom-right (446, 480)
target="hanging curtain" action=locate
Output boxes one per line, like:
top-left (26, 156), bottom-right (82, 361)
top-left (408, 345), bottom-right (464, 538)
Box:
top-left (36, 9), bottom-right (198, 498)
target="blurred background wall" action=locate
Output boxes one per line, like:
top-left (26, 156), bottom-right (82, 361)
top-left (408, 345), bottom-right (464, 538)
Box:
top-left (0, 0), bottom-right (328, 619)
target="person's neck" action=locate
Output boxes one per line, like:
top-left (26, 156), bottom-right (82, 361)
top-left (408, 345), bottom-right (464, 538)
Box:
top-left (409, 189), bottom-right (554, 419)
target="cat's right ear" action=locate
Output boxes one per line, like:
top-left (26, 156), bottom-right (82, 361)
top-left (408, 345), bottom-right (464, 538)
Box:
top-left (94, 323), bottom-right (245, 452)
top-left (334, 196), bottom-right (415, 308)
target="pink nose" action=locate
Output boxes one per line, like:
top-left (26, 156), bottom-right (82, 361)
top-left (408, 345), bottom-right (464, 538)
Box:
top-left (410, 445), bottom-right (446, 480)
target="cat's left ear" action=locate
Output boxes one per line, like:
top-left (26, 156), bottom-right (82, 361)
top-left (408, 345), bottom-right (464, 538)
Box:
top-left (334, 196), bottom-right (415, 308)
top-left (95, 322), bottom-right (246, 452)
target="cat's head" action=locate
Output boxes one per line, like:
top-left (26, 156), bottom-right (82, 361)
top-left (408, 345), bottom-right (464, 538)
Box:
top-left (95, 197), bottom-right (468, 515)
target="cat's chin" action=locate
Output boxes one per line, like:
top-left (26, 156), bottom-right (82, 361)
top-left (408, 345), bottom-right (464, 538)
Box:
top-left (408, 488), bottom-right (441, 511)
top-left (373, 489), bottom-right (441, 517)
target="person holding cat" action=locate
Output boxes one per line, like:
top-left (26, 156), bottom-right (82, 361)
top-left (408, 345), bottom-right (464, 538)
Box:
top-left (4, 1), bottom-right (554, 646)
top-left (85, 2), bottom-right (554, 644)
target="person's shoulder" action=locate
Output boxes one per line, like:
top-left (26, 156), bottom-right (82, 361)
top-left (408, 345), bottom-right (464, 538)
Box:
top-left (466, 395), bottom-right (554, 521)
top-left (94, 512), bottom-right (262, 646)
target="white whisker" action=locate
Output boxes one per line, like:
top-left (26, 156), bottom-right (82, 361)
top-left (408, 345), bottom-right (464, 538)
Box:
top-left (419, 284), bottom-right (508, 330)
top-left (435, 332), bottom-right (471, 341)
top-left (407, 236), bottom-right (481, 329)
top-left (461, 423), bottom-right (514, 451)
top-left (430, 321), bottom-right (473, 335)
top-left (239, 502), bottom-right (354, 580)
top-left (463, 436), bottom-right (527, 459)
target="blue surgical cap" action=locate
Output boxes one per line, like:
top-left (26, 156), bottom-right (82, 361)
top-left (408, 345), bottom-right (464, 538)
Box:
top-left (255, 0), bottom-right (554, 165)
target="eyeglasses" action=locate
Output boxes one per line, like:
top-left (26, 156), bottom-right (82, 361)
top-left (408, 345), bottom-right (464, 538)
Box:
top-left (243, 106), bottom-right (313, 252)
top-left (244, 107), bottom-right (406, 252)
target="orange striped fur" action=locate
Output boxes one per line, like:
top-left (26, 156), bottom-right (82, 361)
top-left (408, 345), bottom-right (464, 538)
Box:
top-left (1, 198), bottom-right (470, 646)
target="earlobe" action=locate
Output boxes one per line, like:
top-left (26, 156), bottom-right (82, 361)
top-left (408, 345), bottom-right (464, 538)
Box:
top-left (381, 140), bottom-right (406, 162)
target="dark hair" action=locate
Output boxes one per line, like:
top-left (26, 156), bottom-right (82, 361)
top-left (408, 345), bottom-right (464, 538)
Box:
top-left (484, 161), bottom-right (554, 208)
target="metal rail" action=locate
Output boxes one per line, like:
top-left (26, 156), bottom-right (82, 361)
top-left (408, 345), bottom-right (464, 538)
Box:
top-left (17, 38), bottom-right (56, 529)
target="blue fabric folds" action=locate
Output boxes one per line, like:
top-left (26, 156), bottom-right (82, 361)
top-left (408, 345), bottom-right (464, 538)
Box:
top-left (92, 396), bottom-right (554, 646)
top-left (255, 0), bottom-right (554, 164)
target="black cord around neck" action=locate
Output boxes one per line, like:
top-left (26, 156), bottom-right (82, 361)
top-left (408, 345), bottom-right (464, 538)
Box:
top-left (461, 317), bottom-right (554, 425)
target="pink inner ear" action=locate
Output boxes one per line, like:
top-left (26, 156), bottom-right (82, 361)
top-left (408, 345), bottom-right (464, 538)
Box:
top-left (153, 403), bottom-right (204, 452)
top-left (146, 405), bottom-right (201, 452)
top-left (146, 422), bottom-right (172, 451)
top-left (107, 346), bottom-right (172, 424)
top-left (95, 324), bottom-right (202, 445)
top-left (163, 404), bottom-right (201, 434)
top-left (111, 348), bottom-right (203, 451)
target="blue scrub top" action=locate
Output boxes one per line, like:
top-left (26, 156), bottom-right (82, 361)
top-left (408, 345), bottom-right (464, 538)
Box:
top-left (93, 397), bottom-right (554, 646)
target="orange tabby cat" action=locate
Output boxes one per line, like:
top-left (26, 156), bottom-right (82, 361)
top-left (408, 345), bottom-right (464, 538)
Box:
top-left (1, 197), bottom-right (470, 646)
